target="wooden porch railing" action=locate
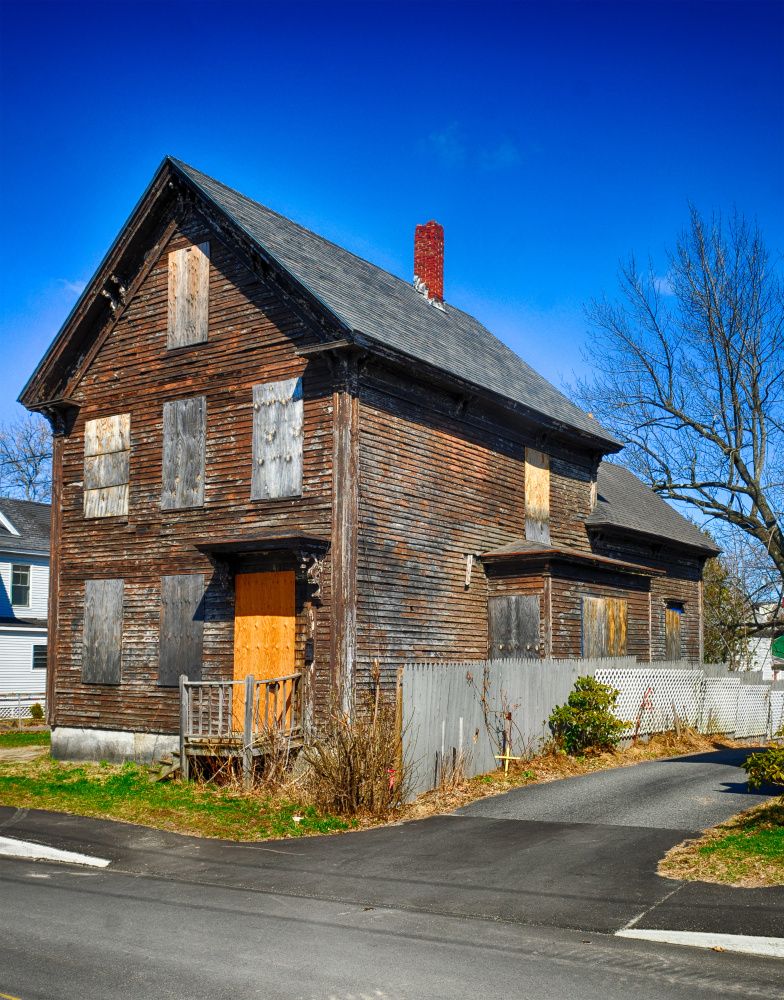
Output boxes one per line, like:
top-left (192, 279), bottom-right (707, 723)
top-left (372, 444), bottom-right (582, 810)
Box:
top-left (178, 672), bottom-right (302, 783)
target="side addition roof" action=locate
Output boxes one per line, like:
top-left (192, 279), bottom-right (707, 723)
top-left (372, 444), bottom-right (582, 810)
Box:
top-left (586, 462), bottom-right (720, 556)
top-left (0, 498), bottom-right (51, 555)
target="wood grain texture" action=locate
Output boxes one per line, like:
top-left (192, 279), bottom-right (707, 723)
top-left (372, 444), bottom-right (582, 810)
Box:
top-left (665, 606), bottom-right (682, 660)
top-left (84, 414), bottom-right (131, 457)
top-left (167, 242), bottom-right (210, 348)
top-left (525, 447), bottom-right (550, 544)
top-left (84, 452), bottom-right (129, 490)
top-left (233, 571), bottom-right (295, 725)
top-left (606, 596), bottom-right (628, 656)
top-left (251, 377), bottom-right (303, 500)
top-left (82, 578), bottom-right (123, 684)
top-left (159, 574), bottom-right (204, 686)
top-left (161, 396), bottom-right (206, 509)
top-left (488, 594), bottom-right (540, 658)
top-left (83, 484), bottom-right (129, 519)
top-left (582, 596), bottom-right (606, 658)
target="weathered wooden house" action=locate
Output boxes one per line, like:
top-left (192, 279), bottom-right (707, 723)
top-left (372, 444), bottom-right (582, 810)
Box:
top-left (20, 157), bottom-right (718, 761)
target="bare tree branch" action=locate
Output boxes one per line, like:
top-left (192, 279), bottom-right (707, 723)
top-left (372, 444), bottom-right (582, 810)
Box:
top-left (0, 413), bottom-right (52, 502)
top-left (573, 207), bottom-right (784, 593)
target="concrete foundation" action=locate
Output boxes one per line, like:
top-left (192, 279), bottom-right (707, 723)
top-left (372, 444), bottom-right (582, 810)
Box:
top-left (51, 727), bottom-right (178, 764)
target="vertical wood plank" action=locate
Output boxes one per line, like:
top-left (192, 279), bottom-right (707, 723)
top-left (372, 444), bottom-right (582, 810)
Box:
top-left (159, 574), bottom-right (204, 686)
top-left (606, 597), bottom-right (628, 656)
top-left (167, 243), bottom-right (210, 348)
top-left (161, 396), bottom-right (206, 509)
top-left (82, 578), bottom-right (123, 684)
top-left (525, 448), bottom-right (550, 544)
top-left (666, 607), bottom-right (682, 660)
top-left (251, 378), bottom-right (303, 500)
top-left (582, 596), bottom-right (606, 658)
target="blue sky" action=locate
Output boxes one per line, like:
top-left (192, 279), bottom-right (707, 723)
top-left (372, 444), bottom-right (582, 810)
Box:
top-left (1, 0), bottom-right (782, 424)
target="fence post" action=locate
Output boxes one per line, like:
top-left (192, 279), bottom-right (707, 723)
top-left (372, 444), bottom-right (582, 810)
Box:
top-left (17, 694), bottom-right (22, 732)
top-left (179, 674), bottom-right (189, 782)
top-left (243, 674), bottom-right (254, 789)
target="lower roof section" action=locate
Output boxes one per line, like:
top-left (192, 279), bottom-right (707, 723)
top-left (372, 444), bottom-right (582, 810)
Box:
top-left (480, 539), bottom-right (664, 577)
top-left (194, 532), bottom-right (329, 556)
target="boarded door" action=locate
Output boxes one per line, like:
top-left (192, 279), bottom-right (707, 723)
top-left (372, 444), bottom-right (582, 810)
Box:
top-left (488, 594), bottom-right (540, 658)
top-left (665, 606), bottom-right (682, 660)
top-left (234, 571), bottom-right (295, 727)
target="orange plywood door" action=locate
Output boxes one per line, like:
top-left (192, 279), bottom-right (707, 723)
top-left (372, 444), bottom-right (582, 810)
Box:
top-left (234, 571), bottom-right (296, 728)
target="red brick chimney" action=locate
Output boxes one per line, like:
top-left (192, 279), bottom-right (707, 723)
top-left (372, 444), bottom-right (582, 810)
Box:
top-left (414, 220), bottom-right (444, 302)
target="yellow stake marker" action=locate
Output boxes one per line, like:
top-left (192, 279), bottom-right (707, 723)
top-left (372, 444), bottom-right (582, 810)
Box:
top-left (494, 749), bottom-right (522, 776)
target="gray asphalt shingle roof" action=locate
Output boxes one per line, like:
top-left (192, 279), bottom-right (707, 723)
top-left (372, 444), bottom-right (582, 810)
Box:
top-left (587, 463), bottom-right (719, 555)
top-left (0, 498), bottom-right (51, 555)
top-left (171, 159), bottom-right (618, 448)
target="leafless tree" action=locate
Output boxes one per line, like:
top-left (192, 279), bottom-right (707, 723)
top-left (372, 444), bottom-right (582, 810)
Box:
top-left (574, 207), bottom-right (783, 631)
top-left (0, 413), bottom-right (52, 502)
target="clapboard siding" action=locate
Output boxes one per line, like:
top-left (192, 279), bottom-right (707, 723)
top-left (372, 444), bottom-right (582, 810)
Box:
top-left (550, 569), bottom-right (649, 660)
top-left (0, 628), bottom-right (48, 696)
top-left (52, 217), bottom-right (335, 732)
top-left (0, 554), bottom-right (49, 620)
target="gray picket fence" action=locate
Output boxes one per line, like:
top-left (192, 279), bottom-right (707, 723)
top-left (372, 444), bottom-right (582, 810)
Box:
top-left (402, 658), bottom-right (783, 796)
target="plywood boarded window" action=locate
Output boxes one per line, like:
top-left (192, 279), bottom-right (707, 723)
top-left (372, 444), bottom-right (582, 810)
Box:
top-left (159, 574), bottom-right (204, 686)
top-left (161, 396), bottom-right (206, 509)
top-left (665, 604), bottom-right (682, 660)
top-left (488, 594), bottom-right (540, 658)
top-left (252, 378), bottom-right (303, 500)
top-left (582, 596), bottom-right (627, 658)
top-left (84, 413), bottom-right (130, 518)
top-left (167, 242), bottom-right (210, 348)
top-left (525, 448), bottom-right (550, 544)
top-left (82, 578), bottom-right (123, 684)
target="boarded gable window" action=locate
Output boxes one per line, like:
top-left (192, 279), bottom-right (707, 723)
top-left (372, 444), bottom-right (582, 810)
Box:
top-left (525, 448), bottom-right (550, 544)
top-left (582, 596), bottom-right (627, 658)
top-left (161, 397), bottom-right (206, 509)
top-left (665, 604), bottom-right (682, 660)
top-left (252, 378), bottom-right (303, 500)
top-left (488, 594), bottom-right (540, 658)
top-left (167, 242), bottom-right (210, 348)
top-left (82, 578), bottom-right (123, 684)
top-left (84, 413), bottom-right (131, 518)
top-left (159, 574), bottom-right (204, 686)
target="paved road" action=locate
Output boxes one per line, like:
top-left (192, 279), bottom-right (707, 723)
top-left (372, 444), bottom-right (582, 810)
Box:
top-left (458, 747), bottom-right (775, 829)
top-left (0, 748), bottom-right (781, 999)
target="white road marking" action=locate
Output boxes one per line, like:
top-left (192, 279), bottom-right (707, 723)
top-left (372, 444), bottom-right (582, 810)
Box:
top-left (0, 835), bottom-right (110, 867)
top-left (616, 928), bottom-right (784, 959)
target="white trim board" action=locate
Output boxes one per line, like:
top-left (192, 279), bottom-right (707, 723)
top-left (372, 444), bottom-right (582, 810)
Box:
top-left (616, 928), bottom-right (784, 959)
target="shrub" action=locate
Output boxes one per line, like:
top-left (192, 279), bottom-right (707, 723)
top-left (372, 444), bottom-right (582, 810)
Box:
top-left (740, 746), bottom-right (784, 791)
top-left (300, 686), bottom-right (407, 817)
top-left (549, 676), bottom-right (626, 755)
top-left (29, 703), bottom-right (44, 722)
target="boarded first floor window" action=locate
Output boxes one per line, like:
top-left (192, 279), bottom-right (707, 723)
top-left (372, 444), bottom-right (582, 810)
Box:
top-left (582, 596), bottom-right (627, 658)
top-left (665, 603), bottom-right (682, 660)
top-left (82, 579), bottom-right (123, 684)
top-left (11, 564), bottom-right (30, 606)
top-left (488, 594), bottom-right (541, 658)
top-left (158, 574), bottom-right (204, 686)
top-left (32, 644), bottom-right (47, 670)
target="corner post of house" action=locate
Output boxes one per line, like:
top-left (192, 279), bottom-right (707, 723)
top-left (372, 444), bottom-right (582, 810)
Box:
top-left (39, 405), bottom-right (72, 729)
top-left (331, 352), bottom-right (360, 714)
top-left (243, 674), bottom-right (254, 788)
top-left (179, 674), bottom-right (190, 781)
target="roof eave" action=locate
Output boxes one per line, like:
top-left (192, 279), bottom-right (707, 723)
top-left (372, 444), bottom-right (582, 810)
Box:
top-left (586, 519), bottom-right (721, 557)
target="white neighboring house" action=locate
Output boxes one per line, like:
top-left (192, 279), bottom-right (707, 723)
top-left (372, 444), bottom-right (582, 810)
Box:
top-left (0, 498), bottom-right (50, 704)
top-left (747, 600), bottom-right (784, 680)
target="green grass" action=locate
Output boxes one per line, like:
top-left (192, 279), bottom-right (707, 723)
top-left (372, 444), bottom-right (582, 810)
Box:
top-left (661, 796), bottom-right (784, 885)
top-left (0, 755), bottom-right (351, 841)
top-left (0, 730), bottom-right (51, 748)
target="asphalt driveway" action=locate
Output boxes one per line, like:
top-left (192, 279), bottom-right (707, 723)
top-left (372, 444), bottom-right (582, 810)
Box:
top-left (457, 746), bottom-right (776, 829)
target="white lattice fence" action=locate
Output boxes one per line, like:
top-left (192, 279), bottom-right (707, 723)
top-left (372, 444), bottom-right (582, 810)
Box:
top-left (767, 691), bottom-right (784, 739)
top-left (594, 668), bottom-right (705, 735)
top-left (735, 686), bottom-right (770, 739)
top-left (0, 693), bottom-right (46, 723)
top-left (701, 677), bottom-right (741, 734)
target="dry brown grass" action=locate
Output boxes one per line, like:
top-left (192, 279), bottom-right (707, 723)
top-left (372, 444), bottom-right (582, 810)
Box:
top-left (399, 728), bottom-right (757, 821)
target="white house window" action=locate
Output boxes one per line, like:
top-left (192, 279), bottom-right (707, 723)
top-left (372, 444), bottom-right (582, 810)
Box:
top-left (11, 564), bottom-right (30, 607)
top-left (32, 645), bottom-right (47, 670)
